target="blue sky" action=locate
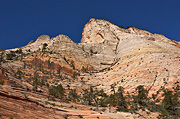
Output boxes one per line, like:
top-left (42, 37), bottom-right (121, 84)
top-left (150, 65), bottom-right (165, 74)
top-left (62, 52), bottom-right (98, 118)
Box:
top-left (0, 0), bottom-right (180, 50)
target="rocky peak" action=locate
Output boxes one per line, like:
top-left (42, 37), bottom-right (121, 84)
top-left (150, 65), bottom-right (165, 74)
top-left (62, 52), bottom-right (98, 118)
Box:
top-left (51, 34), bottom-right (74, 44)
top-left (35, 35), bottom-right (50, 43)
top-left (81, 18), bottom-right (171, 44)
top-left (81, 18), bottom-right (120, 44)
top-left (81, 18), bottom-right (153, 44)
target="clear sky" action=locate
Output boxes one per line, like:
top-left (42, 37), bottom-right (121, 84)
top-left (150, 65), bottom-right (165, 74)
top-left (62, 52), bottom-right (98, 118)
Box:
top-left (0, 0), bottom-right (180, 50)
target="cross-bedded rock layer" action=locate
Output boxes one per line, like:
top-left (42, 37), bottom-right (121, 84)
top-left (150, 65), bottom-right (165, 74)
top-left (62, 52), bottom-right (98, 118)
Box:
top-left (0, 18), bottom-right (179, 118)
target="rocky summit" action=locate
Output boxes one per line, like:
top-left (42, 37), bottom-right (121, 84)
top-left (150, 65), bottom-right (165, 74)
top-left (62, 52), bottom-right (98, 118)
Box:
top-left (0, 18), bottom-right (179, 119)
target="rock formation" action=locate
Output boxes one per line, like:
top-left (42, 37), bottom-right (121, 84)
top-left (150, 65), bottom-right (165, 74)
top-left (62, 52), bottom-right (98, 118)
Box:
top-left (0, 18), bottom-right (179, 118)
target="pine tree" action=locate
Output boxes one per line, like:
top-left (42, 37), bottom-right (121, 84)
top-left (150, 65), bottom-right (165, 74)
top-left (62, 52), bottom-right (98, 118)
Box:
top-left (48, 84), bottom-right (65, 101)
top-left (136, 85), bottom-right (148, 106)
top-left (161, 87), bottom-right (180, 118)
top-left (116, 86), bottom-right (128, 112)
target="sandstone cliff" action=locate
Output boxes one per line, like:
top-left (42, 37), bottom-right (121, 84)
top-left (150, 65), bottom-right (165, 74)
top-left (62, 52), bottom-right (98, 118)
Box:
top-left (0, 18), bottom-right (179, 119)
top-left (80, 18), bottom-right (180, 94)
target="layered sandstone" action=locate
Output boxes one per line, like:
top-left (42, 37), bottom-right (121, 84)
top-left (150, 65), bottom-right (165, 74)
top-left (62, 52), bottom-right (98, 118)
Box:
top-left (0, 18), bottom-right (179, 118)
top-left (80, 18), bottom-right (180, 93)
top-left (9, 18), bottom-right (180, 93)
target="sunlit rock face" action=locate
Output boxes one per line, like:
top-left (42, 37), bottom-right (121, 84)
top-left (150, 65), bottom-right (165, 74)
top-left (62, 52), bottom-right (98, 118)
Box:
top-left (21, 18), bottom-right (180, 92)
top-left (80, 18), bottom-right (180, 94)
top-left (0, 18), bottom-right (180, 119)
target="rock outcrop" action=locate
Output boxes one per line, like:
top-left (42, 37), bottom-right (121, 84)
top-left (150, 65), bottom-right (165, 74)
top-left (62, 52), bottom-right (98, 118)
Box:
top-left (0, 18), bottom-right (179, 118)
top-left (21, 18), bottom-right (180, 92)
top-left (80, 18), bottom-right (180, 93)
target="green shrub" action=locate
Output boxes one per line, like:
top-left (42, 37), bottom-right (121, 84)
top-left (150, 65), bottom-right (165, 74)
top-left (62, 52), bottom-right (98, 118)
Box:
top-left (0, 112), bottom-right (3, 117)
top-left (6, 51), bottom-right (16, 60)
top-left (15, 48), bottom-right (22, 54)
top-left (48, 84), bottom-right (65, 100)
top-left (0, 80), bottom-right (4, 85)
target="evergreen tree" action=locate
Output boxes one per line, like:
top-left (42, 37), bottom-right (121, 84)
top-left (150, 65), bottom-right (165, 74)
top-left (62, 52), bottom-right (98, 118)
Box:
top-left (116, 86), bottom-right (128, 112)
top-left (136, 85), bottom-right (148, 106)
top-left (48, 84), bottom-right (65, 101)
top-left (161, 87), bottom-right (180, 118)
top-left (82, 86), bottom-right (108, 110)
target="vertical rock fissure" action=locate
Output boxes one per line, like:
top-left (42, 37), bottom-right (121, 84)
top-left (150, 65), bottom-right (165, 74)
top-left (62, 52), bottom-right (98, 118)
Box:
top-left (115, 40), bottom-right (120, 55)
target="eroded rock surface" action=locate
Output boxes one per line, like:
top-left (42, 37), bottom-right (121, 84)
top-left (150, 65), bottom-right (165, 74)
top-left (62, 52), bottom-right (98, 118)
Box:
top-left (0, 18), bottom-right (179, 118)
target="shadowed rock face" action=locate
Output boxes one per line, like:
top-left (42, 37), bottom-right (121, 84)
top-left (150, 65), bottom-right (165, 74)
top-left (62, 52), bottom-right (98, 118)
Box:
top-left (0, 18), bottom-right (180, 118)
